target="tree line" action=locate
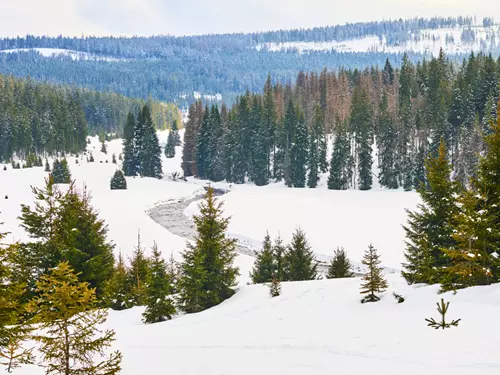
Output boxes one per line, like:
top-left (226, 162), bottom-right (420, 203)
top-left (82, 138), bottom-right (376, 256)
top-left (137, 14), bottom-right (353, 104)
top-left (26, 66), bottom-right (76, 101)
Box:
top-left (0, 73), bottom-right (181, 162)
top-left (182, 51), bottom-right (500, 190)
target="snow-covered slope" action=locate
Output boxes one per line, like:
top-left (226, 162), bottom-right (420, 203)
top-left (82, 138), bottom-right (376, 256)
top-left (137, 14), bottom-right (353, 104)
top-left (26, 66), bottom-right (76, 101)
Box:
top-left (0, 48), bottom-right (125, 61)
top-left (14, 275), bottom-right (500, 375)
top-left (257, 25), bottom-right (500, 56)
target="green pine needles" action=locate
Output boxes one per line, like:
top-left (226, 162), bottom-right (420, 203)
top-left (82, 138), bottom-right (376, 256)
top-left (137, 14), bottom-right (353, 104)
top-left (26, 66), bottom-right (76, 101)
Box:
top-left (425, 298), bottom-right (461, 330)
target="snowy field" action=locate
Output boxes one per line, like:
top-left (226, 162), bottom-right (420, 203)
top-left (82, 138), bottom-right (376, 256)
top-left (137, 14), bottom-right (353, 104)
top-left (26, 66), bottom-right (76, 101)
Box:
top-left (2, 130), bottom-right (500, 374)
top-left (0, 48), bottom-right (126, 61)
top-left (256, 25), bottom-right (500, 56)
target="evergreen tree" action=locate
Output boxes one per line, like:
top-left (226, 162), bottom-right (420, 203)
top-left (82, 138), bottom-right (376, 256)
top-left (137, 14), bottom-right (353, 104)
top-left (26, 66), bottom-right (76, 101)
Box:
top-left (51, 159), bottom-right (71, 184)
top-left (195, 106), bottom-right (211, 179)
top-left (268, 277), bottom-right (282, 297)
top-left (112, 153), bottom-right (117, 164)
top-left (402, 140), bottom-right (459, 284)
top-left (143, 243), bottom-right (176, 323)
top-left (250, 232), bottom-right (275, 284)
top-left (351, 86), bottom-right (373, 190)
top-left (126, 233), bottom-right (150, 306)
top-left (103, 252), bottom-right (132, 311)
top-left (164, 130), bottom-right (176, 158)
top-left (360, 244), bottom-right (388, 303)
top-left (18, 178), bottom-right (115, 297)
top-left (377, 93), bottom-right (398, 189)
top-left (326, 247), bottom-right (354, 279)
top-left (285, 228), bottom-right (317, 281)
top-left (328, 121), bottom-right (353, 190)
top-left (122, 112), bottom-right (137, 176)
top-left (290, 111), bottom-right (308, 188)
top-left (171, 119), bottom-right (181, 146)
top-left (100, 141), bottom-right (107, 154)
top-left (178, 187), bottom-right (239, 313)
top-left (307, 105), bottom-right (327, 188)
top-left (27, 262), bottom-right (122, 375)
top-left (110, 170), bottom-right (127, 190)
top-left (273, 235), bottom-right (287, 282)
top-left (425, 299), bottom-right (461, 329)
top-left (138, 105), bottom-right (162, 178)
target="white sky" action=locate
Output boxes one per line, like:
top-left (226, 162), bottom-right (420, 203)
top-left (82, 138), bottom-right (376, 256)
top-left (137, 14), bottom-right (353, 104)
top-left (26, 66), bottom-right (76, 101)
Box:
top-left (0, 0), bottom-right (498, 37)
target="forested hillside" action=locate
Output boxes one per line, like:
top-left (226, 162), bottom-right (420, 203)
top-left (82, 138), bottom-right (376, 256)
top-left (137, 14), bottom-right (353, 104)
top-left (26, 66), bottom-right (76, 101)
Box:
top-left (0, 17), bottom-right (497, 104)
top-left (182, 51), bottom-right (500, 190)
top-left (0, 74), bottom-right (181, 161)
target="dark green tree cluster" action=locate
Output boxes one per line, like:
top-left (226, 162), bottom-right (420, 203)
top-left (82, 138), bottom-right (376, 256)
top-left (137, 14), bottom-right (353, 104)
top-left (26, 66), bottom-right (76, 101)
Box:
top-left (165, 119), bottom-right (181, 159)
top-left (326, 247), bottom-right (354, 279)
top-left (51, 159), bottom-right (71, 184)
top-left (110, 170), bottom-right (127, 190)
top-left (250, 229), bottom-right (317, 284)
top-left (403, 102), bottom-right (500, 291)
top-left (183, 52), bottom-right (499, 191)
top-left (122, 105), bottom-right (163, 178)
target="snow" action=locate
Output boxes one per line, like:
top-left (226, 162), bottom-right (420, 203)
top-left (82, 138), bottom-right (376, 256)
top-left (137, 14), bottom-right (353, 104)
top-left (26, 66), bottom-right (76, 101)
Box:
top-left (0, 48), bottom-right (126, 62)
top-left (2, 130), bottom-right (500, 374)
top-left (256, 25), bottom-right (500, 56)
top-left (12, 275), bottom-right (500, 375)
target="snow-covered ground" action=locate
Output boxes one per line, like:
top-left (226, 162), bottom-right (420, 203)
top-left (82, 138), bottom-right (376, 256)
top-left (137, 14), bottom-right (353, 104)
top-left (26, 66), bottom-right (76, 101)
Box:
top-left (2, 130), bottom-right (500, 374)
top-left (256, 24), bottom-right (500, 56)
top-left (0, 48), bottom-right (126, 61)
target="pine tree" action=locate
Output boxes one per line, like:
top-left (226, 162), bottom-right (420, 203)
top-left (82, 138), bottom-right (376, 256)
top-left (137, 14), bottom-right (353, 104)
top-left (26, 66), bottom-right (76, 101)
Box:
top-left (0, 237), bottom-right (35, 373)
top-left (377, 93), bottom-right (398, 189)
top-left (328, 122), bottom-right (353, 190)
top-left (51, 158), bottom-right (71, 184)
top-left (178, 187), bottom-right (239, 313)
top-left (402, 140), bottom-right (459, 284)
top-left (195, 106), bottom-right (211, 179)
top-left (250, 232), bottom-right (275, 284)
top-left (138, 105), bottom-right (162, 178)
top-left (123, 112), bottom-right (137, 176)
top-left (268, 277), bottom-right (282, 297)
top-left (100, 141), bottom-right (107, 154)
top-left (171, 119), bottom-right (181, 146)
top-left (103, 252), bottom-right (132, 311)
top-left (425, 299), bottom-right (461, 329)
top-left (285, 228), bottom-right (317, 281)
top-left (142, 243), bottom-right (176, 323)
top-left (351, 86), bottom-right (373, 190)
top-left (307, 105), bottom-right (327, 188)
top-left (290, 110), bottom-right (308, 188)
top-left (18, 178), bottom-right (115, 297)
top-left (360, 244), bottom-right (388, 303)
top-left (112, 153), bottom-right (117, 164)
top-left (273, 235), bottom-right (287, 282)
top-left (27, 262), bottom-right (122, 375)
top-left (326, 247), bottom-right (354, 279)
top-left (164, 130), bottom-right (176, 158)
top-left (110, 170), bottom-right (127, 190)
top-left (127, 233), bottom-right (150, 306)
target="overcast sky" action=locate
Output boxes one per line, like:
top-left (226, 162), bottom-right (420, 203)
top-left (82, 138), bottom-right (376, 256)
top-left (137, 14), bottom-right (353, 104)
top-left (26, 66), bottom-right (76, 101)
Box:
top-left (0, 0), bottom-right (498, 37)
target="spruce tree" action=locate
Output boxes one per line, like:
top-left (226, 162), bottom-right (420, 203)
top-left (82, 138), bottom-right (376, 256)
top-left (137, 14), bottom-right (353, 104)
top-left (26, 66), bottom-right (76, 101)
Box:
top-left (112, 153), bottom-right (117, 164)
top-left (250, 232), bottom-right (275, 284)
top-left (28, 262), bottom-right (122, 375)
top-left (142, 243), bottom-right (176, 323)
top-left (171, 119), bottom-right (181, 146)
top-left (103, 253), bottom-right (132, 311)
top-left (326, 247), bottom-right (354, 279)
top-left (44, 159), bottom-right (50, 172)
top-left (164, 130), bottom-right (176, 158)
top-left (377, 93), bottom-right (398, 189)
top-left (273, 235), bottom-right (287, 282)
top-left (307, 105), bottom-right (327, 188)
top-left (110, 170), bottom-right (127, 190)
top-left (328, 122), bottom-right (353, 190)
top-left (360, 244), bottom-right (388, 303)
top-left (268, 277), bottom-right (282, 297)
top-left (402, 139), bottom-right (459, 284)
top-left (285, 228), bottom-right (317, 281)
top-left (19, 178), bottom-right (115, 297)
top-left (195, 106), bottom-right (211, 179)
top-left (126, 233), bottom-right (150, 306)
top-left (101, 141), bottom-right (107, 154)
top-left (123, 112), bottom-right (137, 176)
top-left (351, 86), bottom-right (373, 190)
top-left (51, 158), bottom-right (71, 184)
top-left (178, 187), bottom-right (239, 313)
top-left (290, 111), bottom-right (308, 188)
top-left (138, 105), bottom-right (162, 178)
